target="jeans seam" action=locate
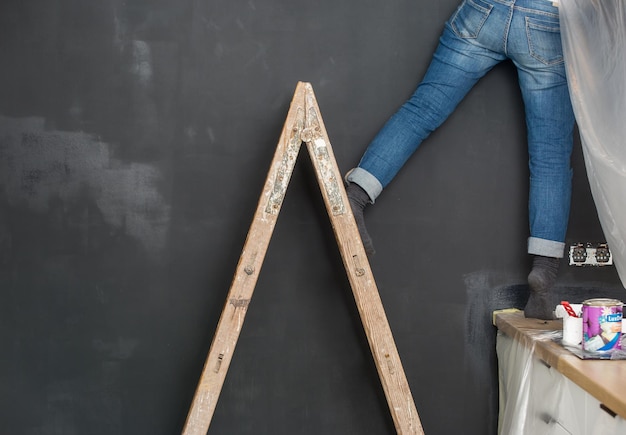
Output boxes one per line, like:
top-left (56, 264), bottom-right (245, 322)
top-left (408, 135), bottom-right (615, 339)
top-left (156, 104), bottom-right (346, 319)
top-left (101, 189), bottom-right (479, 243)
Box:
top-left (503, 3), bottom-right (514, 56)
top-left (514, 6), bottom-right (558, 19)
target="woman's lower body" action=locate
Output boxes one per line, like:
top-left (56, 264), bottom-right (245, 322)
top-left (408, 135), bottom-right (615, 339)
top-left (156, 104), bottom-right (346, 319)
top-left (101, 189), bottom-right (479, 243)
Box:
top-left (346, 0), bottom-right (575, 319)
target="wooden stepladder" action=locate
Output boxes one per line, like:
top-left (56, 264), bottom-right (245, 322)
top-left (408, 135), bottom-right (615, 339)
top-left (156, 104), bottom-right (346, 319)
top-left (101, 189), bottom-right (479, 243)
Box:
top-left (182, 82), bottom-right (424, 435)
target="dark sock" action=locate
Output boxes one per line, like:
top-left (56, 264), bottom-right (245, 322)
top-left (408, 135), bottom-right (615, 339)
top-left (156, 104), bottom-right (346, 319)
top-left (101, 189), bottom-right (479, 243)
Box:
top-left (346, 183), bottom-right (375, 256)
top-left (524, 255), bottom-right (560, 320)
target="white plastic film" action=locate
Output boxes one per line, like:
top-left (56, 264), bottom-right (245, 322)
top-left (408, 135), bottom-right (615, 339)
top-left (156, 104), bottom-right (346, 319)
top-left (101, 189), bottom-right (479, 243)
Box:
top-left (496, 330), bottom-right (576, 435)
top-left (559, 0), bottom-right (626, 286)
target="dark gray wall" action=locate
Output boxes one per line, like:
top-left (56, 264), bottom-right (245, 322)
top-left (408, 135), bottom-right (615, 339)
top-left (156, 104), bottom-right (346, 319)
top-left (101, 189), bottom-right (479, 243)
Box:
top-left (0, 1), bottom-right (622, 434)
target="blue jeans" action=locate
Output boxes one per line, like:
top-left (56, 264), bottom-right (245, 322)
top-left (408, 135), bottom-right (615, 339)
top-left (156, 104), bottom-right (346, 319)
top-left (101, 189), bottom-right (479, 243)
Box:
top-left (347, 0), bottom-right (575, 258)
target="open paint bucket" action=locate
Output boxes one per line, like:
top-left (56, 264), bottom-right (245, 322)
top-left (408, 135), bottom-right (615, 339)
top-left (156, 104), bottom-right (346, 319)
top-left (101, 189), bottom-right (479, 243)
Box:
top-left (582, 298), bottom-right (623, 352)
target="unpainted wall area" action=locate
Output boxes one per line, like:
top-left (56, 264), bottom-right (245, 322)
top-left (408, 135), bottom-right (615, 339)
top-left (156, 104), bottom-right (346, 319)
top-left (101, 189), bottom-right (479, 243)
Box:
top-left (0, 1), bottom-right (622, 434)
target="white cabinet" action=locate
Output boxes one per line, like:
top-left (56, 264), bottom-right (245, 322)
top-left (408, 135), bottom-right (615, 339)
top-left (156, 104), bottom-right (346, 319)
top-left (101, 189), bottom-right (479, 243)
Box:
top-left (497, 331), bottom-right (626, 435)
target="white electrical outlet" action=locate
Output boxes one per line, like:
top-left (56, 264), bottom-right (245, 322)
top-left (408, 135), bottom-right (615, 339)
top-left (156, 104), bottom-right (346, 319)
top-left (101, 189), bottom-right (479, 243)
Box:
top-left (569, 243), bottom-right (613, 266)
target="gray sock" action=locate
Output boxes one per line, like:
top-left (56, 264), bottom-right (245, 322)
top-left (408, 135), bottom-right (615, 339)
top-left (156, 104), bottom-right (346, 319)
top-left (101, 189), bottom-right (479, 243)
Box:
top-left (524, 255), bottom-right (560, 320)
top-left (346, 183), bottom-right (375, 256)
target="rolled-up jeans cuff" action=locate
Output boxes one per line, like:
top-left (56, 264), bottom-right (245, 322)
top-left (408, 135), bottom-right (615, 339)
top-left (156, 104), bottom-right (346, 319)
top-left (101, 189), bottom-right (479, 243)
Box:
top-left (345, 167), bottom-right (383, 203)
top-left (528, 237), bottom-right (565, 258)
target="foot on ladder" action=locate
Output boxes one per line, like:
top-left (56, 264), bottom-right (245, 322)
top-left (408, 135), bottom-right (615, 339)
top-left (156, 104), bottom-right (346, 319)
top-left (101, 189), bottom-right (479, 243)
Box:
top-left (346, 183), bottom-right (375, 256)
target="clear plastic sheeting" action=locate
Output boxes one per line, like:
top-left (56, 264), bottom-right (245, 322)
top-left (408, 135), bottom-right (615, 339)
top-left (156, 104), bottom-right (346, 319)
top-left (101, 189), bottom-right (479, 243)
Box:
top-left (559, 0), bottom-right (626, 286)
top-left (496, 330), bottom-right (626, 434)
top-left (497, 330), bottom-right (571, 435)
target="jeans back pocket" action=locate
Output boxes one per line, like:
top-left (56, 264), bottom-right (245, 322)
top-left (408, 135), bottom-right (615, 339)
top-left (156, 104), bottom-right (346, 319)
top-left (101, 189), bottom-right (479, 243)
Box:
top-left (526, 16), bottom-right (564, 65)
top-left (451, 0), bottom-right (493, 39)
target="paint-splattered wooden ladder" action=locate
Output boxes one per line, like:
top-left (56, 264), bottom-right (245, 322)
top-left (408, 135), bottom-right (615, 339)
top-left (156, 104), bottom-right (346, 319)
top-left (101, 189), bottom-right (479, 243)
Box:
top-left (182, 82), bottom-right (424, 435)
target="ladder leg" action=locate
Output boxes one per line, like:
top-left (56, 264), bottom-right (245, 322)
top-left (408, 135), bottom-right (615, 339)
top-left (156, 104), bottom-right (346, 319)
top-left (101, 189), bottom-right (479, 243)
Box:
top-left (182, 83), bottom-right (307, 435)
top-left (302, 83), bottom-right (425, 435)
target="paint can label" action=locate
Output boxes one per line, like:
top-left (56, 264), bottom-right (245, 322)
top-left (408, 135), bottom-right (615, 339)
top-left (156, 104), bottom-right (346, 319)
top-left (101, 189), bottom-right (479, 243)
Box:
top-left (582, 298), bottom-right (623, 352)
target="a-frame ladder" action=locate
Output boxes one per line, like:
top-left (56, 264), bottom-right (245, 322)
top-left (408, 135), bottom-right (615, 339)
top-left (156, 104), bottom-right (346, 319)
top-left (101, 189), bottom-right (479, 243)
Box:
top-left (182, 82), bottom-right (424, 435)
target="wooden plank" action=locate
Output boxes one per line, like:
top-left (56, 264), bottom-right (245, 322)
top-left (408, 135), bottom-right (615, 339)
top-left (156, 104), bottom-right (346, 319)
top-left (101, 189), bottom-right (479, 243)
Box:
top-left (302, 83), bottom-right (424, 434)
top-left (181, 82), bottom-right (307, 435)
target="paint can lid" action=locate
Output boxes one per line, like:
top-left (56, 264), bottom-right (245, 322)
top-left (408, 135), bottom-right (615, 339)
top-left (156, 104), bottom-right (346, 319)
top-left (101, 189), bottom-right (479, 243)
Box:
top-left (582, 298), bottom-right (623, 307)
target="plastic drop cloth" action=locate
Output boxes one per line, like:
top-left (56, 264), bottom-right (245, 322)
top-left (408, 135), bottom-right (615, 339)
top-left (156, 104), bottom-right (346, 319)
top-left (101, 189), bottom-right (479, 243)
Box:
top-left (497, 329), bottom-right (569, 435)
top-left (496, 329), bottom-right (626, 434)
top-left (559, 0), bottom-right (626, 286)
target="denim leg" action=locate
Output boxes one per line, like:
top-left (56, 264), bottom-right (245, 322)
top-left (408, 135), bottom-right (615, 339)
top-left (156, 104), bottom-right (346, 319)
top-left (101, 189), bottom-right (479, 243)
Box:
top-left (525, 85), bottom-right (575, 257)
top-left (509, 6), bottom-right (576, 257)
top-left (347, 19), bottom-right (506, 201)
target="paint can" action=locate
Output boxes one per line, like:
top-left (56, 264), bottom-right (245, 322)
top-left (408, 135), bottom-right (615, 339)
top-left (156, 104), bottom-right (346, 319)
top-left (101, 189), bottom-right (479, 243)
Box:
top-left (582, 298), bottom-right (623, 352)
